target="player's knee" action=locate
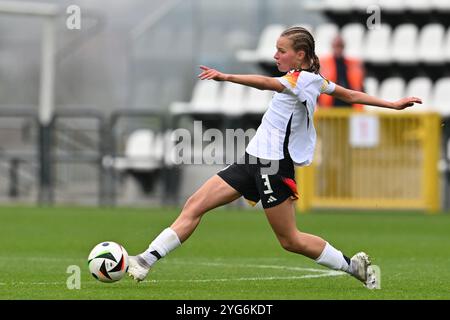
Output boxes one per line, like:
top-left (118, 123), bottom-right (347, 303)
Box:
top-left (182, 195), bottom-right (198, 213)
top-left (182, 194), bottom-right (206, 216)
top-left (278, 237), bottom-right (298, 253)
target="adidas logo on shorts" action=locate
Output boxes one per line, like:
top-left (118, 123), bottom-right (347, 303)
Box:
top-left (267, 196), bottom-right (278, 204)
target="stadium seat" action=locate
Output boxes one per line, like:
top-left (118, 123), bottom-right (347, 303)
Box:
top-left (236, 24), bottom-right (285, 63)
top-left (431, 77), bottom-right (450, 116)
top-left (363, 24), bottom-right (392, 63)
top-left (379, 77), bottom-right (406, 101)
top-left (185, 80), bottom-right (221, 113)
top-left (406, 0), bottom-right (432, 12)
top-left (170, 80), bottom-right (222, 115)
top-left (431, 0), bottom-right (450, 11)
top-left (218, 82), bottom-right (246, 116)
top-left (418, 24), bottom-right (446, 63)
top-left (114, 130), bottom-right (164, 171)
top-left (404, 77), bottom-right (433, 112)
top-left (364, 77), bottom-right (379, 97)
top-left (243, 87), bottom-right (272, 114)
top-left (391, 24), bottom-right (419, 63)
top-left (352, 0), bottom-right (380, 12)
top-left (365, 77), bottom-right (406, 113)
top-left (314, 23), bottom-right (339, 57)
top-left (362, 77), bottom-right (379, 112)
top-left (364, 77), bottom-right (389, 113)
top-left (322, 0), bottom-right (353, 12)
top-left (341, 23), bottom-right (365, 59)
top-left (378, 0), bottom-right (405, 12)
top-left (258, 24), bottom-right (286, 61)
top-left (257, 24), bottom-right (286, 61)
top-left (444, 27), bottom-right (450, 62)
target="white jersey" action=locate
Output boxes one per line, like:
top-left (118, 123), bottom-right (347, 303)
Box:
top-left (246, 69), bottom-right (336, 166)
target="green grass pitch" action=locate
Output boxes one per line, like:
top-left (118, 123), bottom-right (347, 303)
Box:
top-left (0, 206), bottom-right (449, 300)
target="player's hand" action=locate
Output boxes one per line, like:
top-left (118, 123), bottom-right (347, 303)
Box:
top-left (198, 65), bottom-right (228, 81)
top-left (391, 97), bottom-right (422, 110)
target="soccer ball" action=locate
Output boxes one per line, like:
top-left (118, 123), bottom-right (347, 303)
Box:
top-left (88, 241), bottom-right (129, 283)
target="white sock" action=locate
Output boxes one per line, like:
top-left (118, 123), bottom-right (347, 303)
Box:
top-left (315, 242), bottom-right (350, 272)
top-left (140, 228), bottom-right (181, 267)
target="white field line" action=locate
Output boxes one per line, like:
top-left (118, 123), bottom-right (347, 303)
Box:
top-left (0, 256), bottom-right (84, 263)
top-left (172, 260), bottom-right (337, 274)
top-left (4, 282), bottom-right (63, 286)
top-left (0, 257), bottom-right (346, 286)
top-left (1, 272), bottom-right (343, 286)
top-left (143, 272), bottom-right (344, 284)
top-left (3, 272), bottom-right (344, 286)
top-left (148, 260), bottom-right (345, 283)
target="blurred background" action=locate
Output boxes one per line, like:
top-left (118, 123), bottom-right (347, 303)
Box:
top-left (0, 0), bottom-right (449, 212)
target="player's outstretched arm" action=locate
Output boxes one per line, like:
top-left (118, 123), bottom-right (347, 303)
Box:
top-left (198, 65), bottom-right (285, 92)
top-left (331, 84), bottom-right (422, 110)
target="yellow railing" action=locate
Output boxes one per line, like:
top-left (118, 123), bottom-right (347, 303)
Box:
top-left (296, 109), bottom-right (441, 213)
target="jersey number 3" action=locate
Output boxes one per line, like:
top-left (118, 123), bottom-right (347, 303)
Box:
top-left (262, 174), bottom-right (274, 195)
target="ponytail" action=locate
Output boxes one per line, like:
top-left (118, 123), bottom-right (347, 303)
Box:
top-left (310, 53), bottom-right (321, 74)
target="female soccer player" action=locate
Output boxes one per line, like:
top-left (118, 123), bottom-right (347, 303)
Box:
top-left (128, 26), bottom-right (422, 289)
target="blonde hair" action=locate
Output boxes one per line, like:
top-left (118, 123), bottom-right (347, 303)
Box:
top-left (280, 26), bottom-right (320, 74)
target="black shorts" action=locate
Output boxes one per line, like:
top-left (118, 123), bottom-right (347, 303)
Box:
top-left (217, 153), bottom-right (299, 209)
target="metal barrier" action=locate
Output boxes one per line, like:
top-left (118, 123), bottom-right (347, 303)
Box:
top-left (53, 109), bottom-right (107, 206)
top-left (0, 108), bottom-right (171, 206)
top-left (296, 109), bottom-right (441, 213)
top-left (0, 109), bottom-right (39, 203)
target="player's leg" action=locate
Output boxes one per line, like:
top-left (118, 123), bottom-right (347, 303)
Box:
top-left (170, 174), bottom-right (242, 242)
top-left (263, 198), bottom-right (329, 259)
top-left (128, 174), bottom-right (241, 281)
top-left (264, 198), bottom-right (376, 288)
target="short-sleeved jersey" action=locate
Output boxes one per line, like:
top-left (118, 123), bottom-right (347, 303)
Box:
top-left (245, 69), bottom-right (336, 166)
